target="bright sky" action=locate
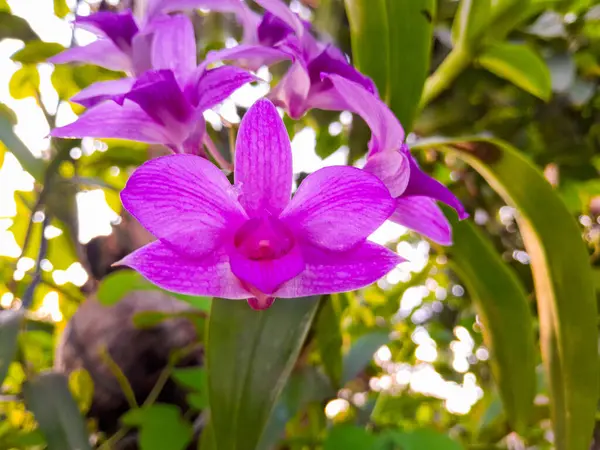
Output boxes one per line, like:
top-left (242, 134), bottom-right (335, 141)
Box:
top-left (0, 0), bottom-right (482, 417)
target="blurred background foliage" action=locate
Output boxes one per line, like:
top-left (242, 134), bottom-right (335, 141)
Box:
top-left (0, 0), bottom-right (599, 449)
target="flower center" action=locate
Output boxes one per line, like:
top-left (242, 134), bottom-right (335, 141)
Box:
top-left (234, 216), bottom-right (295, 261)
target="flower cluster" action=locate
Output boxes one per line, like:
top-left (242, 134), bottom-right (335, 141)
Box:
top-left (51, 0), bottom-right (466, 309)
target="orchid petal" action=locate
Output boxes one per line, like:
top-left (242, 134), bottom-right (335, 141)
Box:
top-left (270, 60), bottom-right (310, 119)
top-left (76, 10), bottom-right (138, 51)
top-left (391, 197), bottom-right (453, 245)
top-left (363, 150), bottom-right (410, 197)
top-left (403, 153), bottom-right (468, 219)
top-left (49, 40), bottom-right (132, 72)
top-left (281, 166), bottom-right (395, 251)
top-left (203, 44), bottom-right (292, 72)
top-left (121, 155), bottom-right (247, 258)
top-left (71, 78), bottom-right (135, 107)
top-left (51, 101), bottom-right (171, 144)
top-left (323, 74), bottom-right (404, 154)
top-left (275, 241), bottom-right (402, 298)
top-left (118, 241), bottom-right (249, 299)
top-left (235, 99), bottom-right (292, 217)
top-left (151, 14), bottom-right (197, 81)
top-left (254, 0), bottom-right (305, 36)
top-left (257, 12), bottom-right (294, 46)
top-left (229, 242), bottom-right (304, 294)
top-left (185, 66), bottom-right (257, 111)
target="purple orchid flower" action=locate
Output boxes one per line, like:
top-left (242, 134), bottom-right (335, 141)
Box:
top-left (117, 99), bottom-right (401, 310)
top-left (322, 74), bottom-right (468, 245)
top-left (51, 13), bottom-right (256, 156)
top-left (203, 0), bottom-right (376, 119)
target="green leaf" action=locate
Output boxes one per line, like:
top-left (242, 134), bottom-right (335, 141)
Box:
top-left (11, 41), bottom-right (64, 64)
top-left (451, 0), bottom-right (491, 48)
top-left (488, 0), bottom-right (533, 39)
top-left (207, 296), bottom-right (320, 450)
top-left (23, 372), bottom-right (92, 450)
top-left (173, 367), bottom-right (209, 410)
top-left (0, 310), bottom-right (24, 386)
top-left (68, 368), bottom-right (94, 414)
top-left (479, 42), bottom-right (551, 101)
top-left (0, 113), bottom-right (44, 181)
top-left (342, 330), bottom-right (389, 383)
top-left (9, 65), bottom-right (40, 100)
top-left (344, 0), bottom-right (390, 100)
top-left (416, 137), bottom-right (599, 450)
top-left (387, 0), bottom-right (436, 133)
top-left (121, 404), bottom-right (194, 450)
top-left (444, 209), bottom-right (536, 434)
top-left (315, 298), bottom-right (343, 388)
top-left (0, 12), bottom-right (38, 42)
top-left (54, 0), bottom-right (69, 18)
top-left (380, 429), bottom-right (465, 450)
top-left (324, 425), bottom-right (378, 450)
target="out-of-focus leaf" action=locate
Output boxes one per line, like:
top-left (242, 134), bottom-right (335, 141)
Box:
top-left (11, 41), bottom-right (64, 64)
top-left (0, 1), bottom-right (10, 12)
top-left (173, 367), bottom-right (208, 410)
top-left (387, 0), bottom-right (436, 133)
top-left (451, 0), bottom-right (491, 48)
top-left (199, 419), bottom-right (216, 450)
top-left (380, 428), bottom-right (465, 450)
top-left (54, 0), bottom-right (69, 18)
top-left (316, 298), bottom-right (343, 388)
top-left (479, 42), bottom-right (551, 101)
top-left (323, 425), bottom-right (378, 450)
top-left (23, 371), bottom-right (92, 450)
top-left (121, 404), bottom-right (193, 450)
top-left (81, 141), bottom-right (149, 171)
top-left (445, 209), bottom-right (536, 434)
top-left (0, 310), bottom-right (24, 386)
top-left (344, 0), bottom-right (390, 99)
top-left (51, 65), bottom-right (80, 100)
top-left (342, 330), bottom-right (389, 383)
top-left (207, 296), bottom-right (320, 450)
top-left (9, 65), bottom-right (40, 100)
top-left (68, 368), bottom-right (94, 414)
top-left (0, 107), bottom-right (45, 181)
top-left (488, 0), bottom-right (532, 39)
top-left (0, 12), bottom-right (38, 42)
top-left (416, 137), bottom-right (599, 450)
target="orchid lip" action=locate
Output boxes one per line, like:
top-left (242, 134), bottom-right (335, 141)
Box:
top-left (234, 216), bottom-right (295, 261)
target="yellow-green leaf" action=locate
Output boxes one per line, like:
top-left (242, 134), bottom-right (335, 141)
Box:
top-left (9, 65), bottom-right (40, 100)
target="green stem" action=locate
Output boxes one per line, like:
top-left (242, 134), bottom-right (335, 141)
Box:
top-left (420, 45), bottom-right (472, 108)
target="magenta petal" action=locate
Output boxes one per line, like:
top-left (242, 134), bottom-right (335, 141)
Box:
top-left (71, 78), bottom-right (135, 107)
top-left (270, 60), bottom-right (310, 119)
top-left (121, 155), bottom-right (247, 258)
top-left (403, 154), bottom-right (468, 220)
top-left (281, 166), bottom-right (395, 252)
top-left (76, 10), bottom-right (138, 52)
top-left (275, 241), bottom-right (402, 298)
top-left (229, 242), bottom-right (304, 295)
top-left (254, 0), bottom-right (305, 36)
top-left (363, 150), bottom-right (410, 198)
top-left (151, 14), bottom-right (197, 81)
top-left (235, 99), bottom-right (292, 217)
top-left (119, 241), bottom-right (250, 299)
top-left (323, 74), bottom-right (404, 154)
top-left (186, 66), bottom-right (257, 111)
top-left (51, 101), bottom-right (171, 144)
top-left (203, 45), bottom-right (293, 72)
top-left (50, 40), bottom-right (132, 72)
top-left (391, 197), bottom-right (453, 245)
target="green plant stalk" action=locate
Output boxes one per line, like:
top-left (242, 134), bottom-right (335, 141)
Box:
top-left (420, 45), bottom-right (471, 108)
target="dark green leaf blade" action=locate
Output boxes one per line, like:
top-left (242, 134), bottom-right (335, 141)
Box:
top-left (121, 404), bottom-right (193, 450)
top-left (445, 209), bottom-right (536, 434)
top-left (342, 330), bottom-right (389, 384)
top-left (0, 310), bottom-right (24, 386)
top-left (0, 12), bottom-right (38, 42)
top-left (23, 372), bottom-right (92, 450)
top-left (315, 298), bottom-right (343, 388)
top-left (207, 296), bottom-right (320, 450)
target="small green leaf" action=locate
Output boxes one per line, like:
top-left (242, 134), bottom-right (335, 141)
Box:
top-left (445, 210), bottom-right (536, 434)
top-left (121, 404), bottom-right (194, 450)
top-left (68, 368), bottom-right (94, 414)
top-left (315, 298), bottom-right (343, 388)
top-left (0, 112), bottom-right (45, 181)
top-left (0, 310), bottom-right (24, 386)
top-left (96, 271), bottom-right (155, 306)
top-left (324, 425), bottom-right (378, 450)
top-left (451, 0), bottom-right (491, 48)
top-left (9, 65), bottom-right (40, 100)
top-left (380, 429), bottom-right (465, 450)
top-left (23, 372), bottom-right (92, 450)
top-left (12, 41), bottom-right (64, 64)
top-left (0, 12), bottom-right (38, 42)
top-left (207, 296), bottom-right (320, 450)
top-left (342, 330), bottom-right (389, 383)
top-left (479, 42), bottom-right (551, 100)
top-left (54, 0), bottom-right (69, 18)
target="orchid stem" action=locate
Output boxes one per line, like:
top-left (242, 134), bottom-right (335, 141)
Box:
top-left (203, 134), bottom-right (233, 172)
top-left (420, 45), bottom-right (471, 108)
